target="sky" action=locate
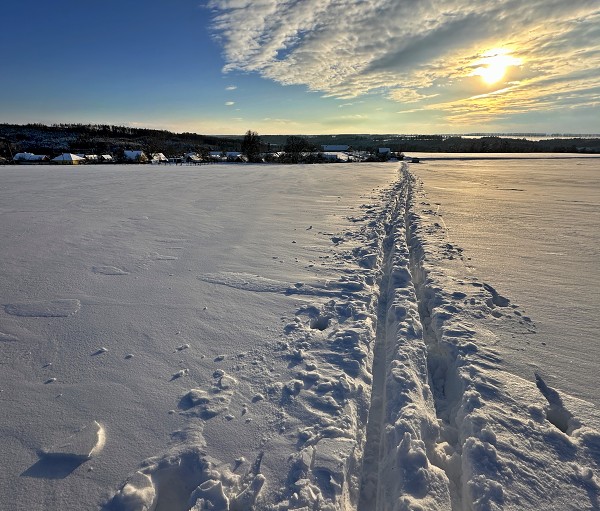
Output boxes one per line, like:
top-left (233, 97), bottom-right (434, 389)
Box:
top-left (1, 0), bottom-right (599, 135)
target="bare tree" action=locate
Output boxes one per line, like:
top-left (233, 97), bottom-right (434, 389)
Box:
top-left (241, 130), bottom-right (262, 162)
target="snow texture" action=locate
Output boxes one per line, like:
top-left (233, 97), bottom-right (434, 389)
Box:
top-left (41, 421), bottom-right (106, 461)
top-left (0, 161), bottom-right (598, 510)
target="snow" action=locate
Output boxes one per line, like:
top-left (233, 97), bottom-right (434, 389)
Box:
top-left (52, 153), bottom-right (85, 162)
top-left (0, 161), bottom-right (599, 511)
top-left (409, 158), bottom-right (600, 407)
top-left (40, 420), bottom-right (106, 461)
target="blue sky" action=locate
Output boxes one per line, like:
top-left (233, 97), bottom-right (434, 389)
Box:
top-left (1, 0), bottom-right (599, 135)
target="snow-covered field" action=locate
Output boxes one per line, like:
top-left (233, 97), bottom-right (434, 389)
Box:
top-left (410, 158), bottom-right (600, 408)
top-left (0, 161), bottom-right (599, 511)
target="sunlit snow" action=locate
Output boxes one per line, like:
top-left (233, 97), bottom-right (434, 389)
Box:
top-left (0, 161), bottom-right (598, 510)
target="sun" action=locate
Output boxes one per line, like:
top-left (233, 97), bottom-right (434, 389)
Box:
top-left (478, 62), bottom-right (507, 84)
top-left (471, 49), bottom-right (522, 85)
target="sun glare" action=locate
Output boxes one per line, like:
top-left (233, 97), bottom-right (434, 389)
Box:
top-left (471, 49), bottom-right (522, 85)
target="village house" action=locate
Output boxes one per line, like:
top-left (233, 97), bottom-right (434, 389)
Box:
top-left (52, 153), bottom-right (85, 165)
top-left (150, 153), bottom-right (169, 164)
top-left (209, 151), bottom-right (225, 161)
top-left (182, 152), bottom-right (200, 164)
top-left (13, 152), bottom-right (48, 163)
top-left (123, 150), bottom-right (148, 162)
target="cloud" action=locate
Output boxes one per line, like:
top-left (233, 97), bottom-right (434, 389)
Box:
top-left (225, 101), bottom-right (235, 106)
top-left (339, 114), bottom-right (367, 120)
top-left (207, 0), bottom-right (600, 127)
top-left (426, 75), bottom-right (600, 124)
top-left (338, 100), bottom-right (365, 108)
top-left (262, 117), bottom-right (297, 124)
top-left (396, 107), bottom-right (428, 115)
top-left (225, 85), bottom-right (237, 90)
top-left (389, 89), bottom-right (440, 103)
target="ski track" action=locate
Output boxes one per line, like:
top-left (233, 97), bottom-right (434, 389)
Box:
top-left (107, 164), bottom-right (600, 511)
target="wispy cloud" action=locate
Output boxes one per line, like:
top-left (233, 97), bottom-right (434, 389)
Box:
top-left (339, 114), bottom-right (367, 120)
top-left (389, 89), bottom-right (440, 103)
top-left (263, 117), bottom-right (297, 124)
top-left (207, 0), bottom-right (600, 127)
top-left (225, 85), bottom-right (237, 90)
top-left (225, 101), bottom-right (235, 106)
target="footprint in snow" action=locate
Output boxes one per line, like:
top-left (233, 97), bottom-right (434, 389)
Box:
top-left (180, 371), bottom-right (238, 419)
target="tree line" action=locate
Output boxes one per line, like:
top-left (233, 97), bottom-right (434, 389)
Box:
top-left (1, 123), bottom-right (598, 161)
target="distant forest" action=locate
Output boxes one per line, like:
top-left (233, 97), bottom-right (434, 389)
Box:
top-left (0, 123), bottom-right (237, 158)
top-left (1, 123), bottom-right (599, 159)
top-left (259, 133), bottom-right (600, 154)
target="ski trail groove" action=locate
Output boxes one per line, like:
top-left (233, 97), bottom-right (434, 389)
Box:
top-left (358, 186), bottom-right (401, 511)
top-left (359, 166), bottom-right (459, 511)
top-left (404, 170), bottom-right (466, 511)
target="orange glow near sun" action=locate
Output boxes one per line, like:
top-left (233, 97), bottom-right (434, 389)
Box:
top-left (471, 49), bottom-right (523, 85)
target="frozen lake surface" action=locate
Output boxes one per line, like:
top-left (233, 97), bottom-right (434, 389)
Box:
top-left (1, 161), bottom-right (599, 510)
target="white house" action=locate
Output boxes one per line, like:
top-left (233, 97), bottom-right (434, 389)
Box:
top-left (52, 153), bottom-right (85, 165)
top-left (150, 153), bottom-right (169, 164)
top-left (76, 154), bottom-right (99, 161)
top-left (13, 152), bottom-right (48, 163)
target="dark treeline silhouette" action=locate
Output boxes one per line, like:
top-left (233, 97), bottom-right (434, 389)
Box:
top-left (259, 134), bottom-right (599, 154)
top-left (0, 123), bottom-right (241, 158)
top-left (1, 123), bottom-right (598, 161)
